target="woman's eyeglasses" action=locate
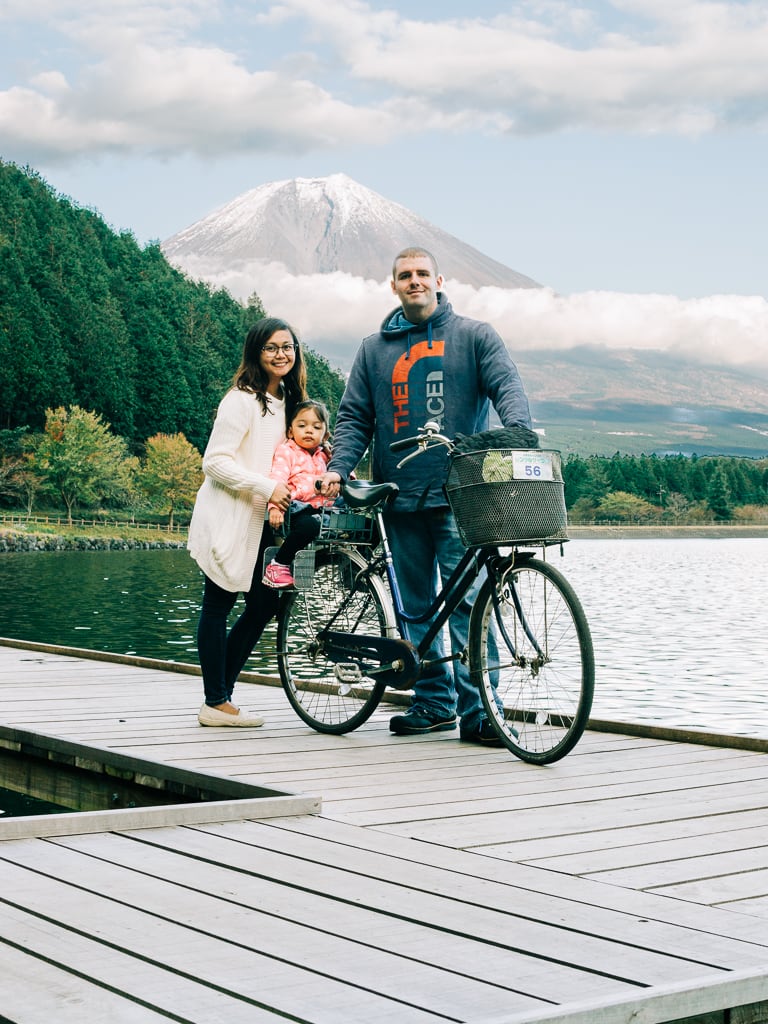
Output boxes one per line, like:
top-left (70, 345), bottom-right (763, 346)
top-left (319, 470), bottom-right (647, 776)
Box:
top-left (262, 344), bottom-right (297, 356)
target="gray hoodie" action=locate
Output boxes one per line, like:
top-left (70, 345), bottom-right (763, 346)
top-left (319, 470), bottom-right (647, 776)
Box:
top-left (329, 293), bottom-right (532, 512)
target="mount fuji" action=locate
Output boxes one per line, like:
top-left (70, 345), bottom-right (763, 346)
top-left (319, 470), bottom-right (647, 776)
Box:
top-left (162, 173), bottom-right (539, 290)
top-left (161, 173), bottom-right (768, 458)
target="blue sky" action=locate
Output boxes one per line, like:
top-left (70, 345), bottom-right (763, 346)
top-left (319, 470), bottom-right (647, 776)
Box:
top-left (1, 1), bottom-right (767, 369)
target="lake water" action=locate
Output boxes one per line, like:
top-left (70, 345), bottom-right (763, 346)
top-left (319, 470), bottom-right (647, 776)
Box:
top-left (1, 539), bottom-right (766, 739)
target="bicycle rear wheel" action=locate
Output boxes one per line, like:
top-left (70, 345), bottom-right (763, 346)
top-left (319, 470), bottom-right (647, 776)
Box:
top-left (276, 546), bottom-right (395, 733)
top-left (469, 556), bottom-right (594, 764)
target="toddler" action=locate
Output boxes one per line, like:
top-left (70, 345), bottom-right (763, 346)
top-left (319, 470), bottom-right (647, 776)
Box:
top-left (262, 399), bottom-right (332, 589)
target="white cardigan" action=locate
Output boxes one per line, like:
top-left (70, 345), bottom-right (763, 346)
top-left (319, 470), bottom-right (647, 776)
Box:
top-left (188, 388), bottom-right (286, 591)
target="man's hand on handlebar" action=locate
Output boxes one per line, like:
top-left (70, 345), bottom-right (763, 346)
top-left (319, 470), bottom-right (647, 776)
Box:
top-left (317, 472), bottom-right (342, 498)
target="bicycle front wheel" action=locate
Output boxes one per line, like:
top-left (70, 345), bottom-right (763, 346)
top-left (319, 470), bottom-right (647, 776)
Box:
top-left (469, 556), bottom-right (594, 765)
top-left (276, 546), bottom-right (396, 733)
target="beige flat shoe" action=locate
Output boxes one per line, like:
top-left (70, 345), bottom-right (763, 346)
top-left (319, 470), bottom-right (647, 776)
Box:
top-left (198, 703), bottom-right (265, 728)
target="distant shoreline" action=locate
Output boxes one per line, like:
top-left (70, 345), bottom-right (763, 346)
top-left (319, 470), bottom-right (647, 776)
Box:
top-left (567, 524), bottom-right (768, 540)
top-left (2, 523), bottom-right (767, 553)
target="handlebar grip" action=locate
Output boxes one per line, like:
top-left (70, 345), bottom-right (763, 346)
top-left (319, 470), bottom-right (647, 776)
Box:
top-left (314, 478), bottom-right (323, 492)
top-left (389, 435), bottom-right (420, 453)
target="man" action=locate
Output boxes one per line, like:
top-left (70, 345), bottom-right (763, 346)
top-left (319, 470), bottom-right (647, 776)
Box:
top-left (321, 247), bottom-right (533, 744)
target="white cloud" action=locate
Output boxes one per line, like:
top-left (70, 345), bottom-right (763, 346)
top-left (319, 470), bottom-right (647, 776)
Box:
top-left (2, 1), bottom-right (768, 163)
top-left (276, 0), bottom-right (768, 134)
top-left (175, 256), bottom-right (768, 374)
top-left (0, 3), bottom-right (395, 162)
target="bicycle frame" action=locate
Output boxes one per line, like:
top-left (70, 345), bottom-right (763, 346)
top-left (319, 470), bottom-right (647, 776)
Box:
top-left (372, 504), bottom-right (490, 660)
top-left (317, 499), bottom-right (516, 684)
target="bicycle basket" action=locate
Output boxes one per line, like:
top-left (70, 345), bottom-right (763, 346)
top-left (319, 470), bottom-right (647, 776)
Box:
top-left (316, 507), bottom-right (376, 545)
top-left (445, 448), bottom-right (568, 547)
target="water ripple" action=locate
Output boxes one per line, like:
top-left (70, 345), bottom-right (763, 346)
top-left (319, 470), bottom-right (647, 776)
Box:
top-left (0, 539), bottom-right (766, 739)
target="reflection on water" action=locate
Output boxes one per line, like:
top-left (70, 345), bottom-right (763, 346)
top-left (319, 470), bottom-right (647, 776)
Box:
top-left (558, 538), bottom-right (768, 739)
top-left (0, 548), bottom-right (277, 676)
top-left (0, 539), bottom-right (766, 738)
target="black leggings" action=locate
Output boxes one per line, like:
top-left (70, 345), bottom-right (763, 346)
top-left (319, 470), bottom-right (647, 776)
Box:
top-left (275, 507), bottom-right (321, 565)
top-left (197, 530), bottom-right (280, 706)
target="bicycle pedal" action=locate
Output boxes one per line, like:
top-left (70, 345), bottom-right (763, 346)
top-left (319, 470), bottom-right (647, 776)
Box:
top-left (335, 663), bottom-right (362, 682)
top-left (335, 662), bottom-right (363, 697)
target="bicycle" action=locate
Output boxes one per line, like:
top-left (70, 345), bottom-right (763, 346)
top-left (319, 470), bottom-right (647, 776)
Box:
top-left (275, 423), bottom-right (594, 765)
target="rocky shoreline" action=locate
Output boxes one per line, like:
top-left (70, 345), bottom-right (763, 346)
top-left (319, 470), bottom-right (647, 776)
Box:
top-left (568, 524), bottom-right (768, 539)
top-left (2, 524), bottom-right (766, 552)
top-left (0, 532), bottom-right (186, 552)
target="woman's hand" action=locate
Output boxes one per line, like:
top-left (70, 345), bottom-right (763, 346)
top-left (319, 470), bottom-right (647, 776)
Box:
top-left (268, 507), bottom-right (285, 529)
top-left (268, 481), bottom-right (291, 511)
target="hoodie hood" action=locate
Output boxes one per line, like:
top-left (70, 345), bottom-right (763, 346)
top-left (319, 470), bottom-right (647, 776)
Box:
top-left (381, 292), bottom-right (451, 358)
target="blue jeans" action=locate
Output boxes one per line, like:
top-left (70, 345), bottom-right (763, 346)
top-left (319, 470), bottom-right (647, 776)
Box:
top-left (384, 507), bottom-right (496, 729)
top-left (196, 531), bottom-right (280, 707)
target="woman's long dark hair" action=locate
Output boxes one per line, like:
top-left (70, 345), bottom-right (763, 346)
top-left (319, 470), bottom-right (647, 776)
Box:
top-left (233, 317), bottom-right (307, 418)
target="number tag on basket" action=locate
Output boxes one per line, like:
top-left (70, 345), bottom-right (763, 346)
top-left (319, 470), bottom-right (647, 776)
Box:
top-left (512, 451), bottom-right (554, 481)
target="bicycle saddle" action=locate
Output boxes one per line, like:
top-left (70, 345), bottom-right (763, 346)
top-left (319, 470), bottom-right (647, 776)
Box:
top-left (343, 480), bottom-right (399, 509)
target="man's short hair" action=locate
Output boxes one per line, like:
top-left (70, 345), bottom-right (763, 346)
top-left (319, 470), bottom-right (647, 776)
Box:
top-left (392, 247), bottom-right (440, 279)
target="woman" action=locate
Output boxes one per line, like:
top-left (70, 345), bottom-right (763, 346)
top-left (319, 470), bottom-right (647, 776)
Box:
top-left (187, 317), bottom-right (306, 726)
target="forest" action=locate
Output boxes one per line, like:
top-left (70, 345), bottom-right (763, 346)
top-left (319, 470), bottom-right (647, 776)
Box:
top-left (1, 160), bottom-right (766, 526)
top-left (0, 160), bottom-right (344, 452)
top-left (562, 450), bottom-right (768, 524)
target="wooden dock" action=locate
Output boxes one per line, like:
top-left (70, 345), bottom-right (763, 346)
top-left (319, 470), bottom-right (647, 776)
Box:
top-left (1, 638), bottom-right (768, 1023)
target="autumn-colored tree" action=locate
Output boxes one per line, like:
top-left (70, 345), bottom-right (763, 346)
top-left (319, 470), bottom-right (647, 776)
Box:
top-left (34, 406), bottom-right (133, 523)
top-left (138, 432), bottom-right (202, 528)
top-left (595, 490), bottom-right (657, 523)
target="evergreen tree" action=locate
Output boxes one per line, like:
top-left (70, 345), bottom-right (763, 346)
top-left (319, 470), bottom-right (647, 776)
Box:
top-left (707, 467), bottom-right (733, 521)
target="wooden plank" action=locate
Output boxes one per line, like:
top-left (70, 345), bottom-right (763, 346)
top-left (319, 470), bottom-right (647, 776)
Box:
top-left (722, 896), bottom-right (768, 919)
top-left (471, 967), bottom-right (768, 1024)
top-left (72, 822), bottom-right (762, 981)
top-left (368, 779), bottom-right (768, 844)
top-left (0, 938), bottom-right (174, 1023)
top-left (320, 762), bottom-right (768, 819)
top-left (646, 869), bottom-right (768, 906)
top-left (0, 856), bottom-right (464, 1023)
top-left (3, 641), bottom-right (768, 1024)
top-left (272, 816), bottom-right (768, 946)
top-left (269, 747), bottom-right (766, 798)
top-left (496, 811), bottom-right (768, 866)
top-left (584, 848), bottom-right (768, 891)
top-left (0, 791), bottom-right (318, 841)
top-left (0, 904), bottom-right (285, 1023)
top-left (39, 829), bottom-right (606, 1006)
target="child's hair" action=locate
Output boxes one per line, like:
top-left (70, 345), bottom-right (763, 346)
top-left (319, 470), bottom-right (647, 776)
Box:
top-left (290, 399), bottom-right (332, 455)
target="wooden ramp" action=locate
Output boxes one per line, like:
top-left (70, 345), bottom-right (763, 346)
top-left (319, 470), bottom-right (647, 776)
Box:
top-left (1, 640), bottom-right (767, 1023)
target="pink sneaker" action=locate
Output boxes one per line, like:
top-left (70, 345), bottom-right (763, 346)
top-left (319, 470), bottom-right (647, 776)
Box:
top-left (262, 560), bottom-right (295, 589)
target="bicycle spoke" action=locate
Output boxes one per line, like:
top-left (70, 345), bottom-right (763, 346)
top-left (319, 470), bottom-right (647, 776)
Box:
top-left (471, 558), bottom-right (594, 764)
top-left (277, 548), bottom-right (394, 733)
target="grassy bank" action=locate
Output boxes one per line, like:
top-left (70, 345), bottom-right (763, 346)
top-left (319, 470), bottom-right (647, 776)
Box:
top-left (0, 518), bottom-right (187, 550)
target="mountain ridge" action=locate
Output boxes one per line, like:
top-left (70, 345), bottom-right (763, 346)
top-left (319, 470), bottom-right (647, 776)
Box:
top-left (163, 173), bottom-right (540, 289)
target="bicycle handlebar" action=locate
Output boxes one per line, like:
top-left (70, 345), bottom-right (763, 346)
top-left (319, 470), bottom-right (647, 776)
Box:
top-left (389, 435), bottom-right (421, 453)
top-left (389, 421), bottom-right (453, 468)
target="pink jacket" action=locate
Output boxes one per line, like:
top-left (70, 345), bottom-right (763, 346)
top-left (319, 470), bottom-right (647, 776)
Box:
top-left (269, 438), bottom-right (330, 509)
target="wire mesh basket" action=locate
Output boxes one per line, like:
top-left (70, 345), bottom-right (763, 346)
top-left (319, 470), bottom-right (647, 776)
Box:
top-left (316, 507), bottom-right (376, 545)
top-left (445, 448), bottom-right (568, 547)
